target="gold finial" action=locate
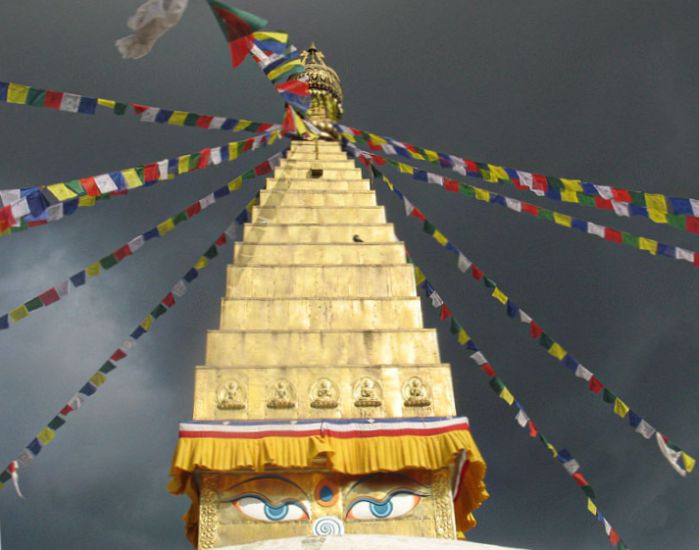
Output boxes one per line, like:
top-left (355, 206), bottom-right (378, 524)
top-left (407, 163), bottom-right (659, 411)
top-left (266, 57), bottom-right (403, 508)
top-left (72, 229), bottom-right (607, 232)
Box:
top-left (292, 42), bottom-right (343, 138)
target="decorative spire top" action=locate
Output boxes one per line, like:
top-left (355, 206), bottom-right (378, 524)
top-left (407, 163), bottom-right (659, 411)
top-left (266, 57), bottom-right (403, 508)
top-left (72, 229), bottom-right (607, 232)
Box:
top-left (293, 42), bottom-right (343, 137)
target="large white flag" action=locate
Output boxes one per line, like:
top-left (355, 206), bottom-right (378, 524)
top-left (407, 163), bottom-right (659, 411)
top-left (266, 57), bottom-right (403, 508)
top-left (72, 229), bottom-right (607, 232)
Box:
top-left (116, 0), bottom-right (189, 60)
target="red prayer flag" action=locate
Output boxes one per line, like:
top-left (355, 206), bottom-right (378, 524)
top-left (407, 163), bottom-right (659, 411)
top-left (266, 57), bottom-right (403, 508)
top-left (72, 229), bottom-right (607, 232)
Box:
top-left (444, 179), bottom-right (459, 192)
top-left (370, 154), bottom-right (386, 166)
top-left (481, 363), bottom-right (496, 377)
top-left (59, 404), bottom-right (73, 416)
top-left (572, 472), bottom-right (589, 487)
top-left (471, 266), bottom-right (484, 281)
top-left (529, 322), bottom-right (542, 339)
top-left (110, 349), bottom-right (127, 362)
top-left (594, 196), bottom-right (613, 210)
top-left (143, 163), bottom-right (160, 183)
top-left (196, 115), bottom-right (214, 129)
top-left (215, 234), bottom-right (227, 247)
top-left (464, 160), bottom-right (478, 174)
top-left (186, 202), bottom-right (202, 218)
top-left (207, 1), bottom-right (267, 68)
top-left (685, 216), bottom-right (699, 234)
top-left (409, 208), bottom-right (426, 222)
top-left (609, 530), bottom-right (620, 546)
top-left (113, 245), bottom-right (132, 262)
top-left (527, 420), bottom-right (538, 438)
top-left (80, 177), bottom-right (101, 197)
top-left (604, 227), bottom-right (623, 243)
top-left (275, 80), bottom-right (310, 96)
top-left (44, 90), bottom-right (64, 109)
top-left (39, 288), bottom-right (61, 306)
top-left (0, 205), bottom-right (16, 232)
top-left (198, 149), bottom-right (211, 170)
top-left (162, 292), bottom-right (176, 308)
top-left (255, 161), bottom-right (272, 176)
top-left (532, 174), bottom-right (548, 192)
top-left (439, 304), bottom-right (453, 320)
top-left (131, 103), bottom-right (150, 114)
top-left (611, 188), bottom-right (631, 203)
top-left (694, 253), bottom-right (699, 267)
top-left (588, 376), bottom-right (604, 394)
top-left (522, 203), bottom-right (539, 216)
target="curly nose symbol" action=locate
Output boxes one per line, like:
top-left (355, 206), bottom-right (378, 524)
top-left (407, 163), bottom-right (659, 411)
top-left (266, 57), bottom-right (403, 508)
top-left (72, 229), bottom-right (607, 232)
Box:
top-left (312, 516), bottom-right (344, 536)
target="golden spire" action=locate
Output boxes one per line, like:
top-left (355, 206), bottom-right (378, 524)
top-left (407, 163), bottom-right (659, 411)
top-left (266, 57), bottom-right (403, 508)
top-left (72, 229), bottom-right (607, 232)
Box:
top-left (294, 42), bottom-right (343, 138)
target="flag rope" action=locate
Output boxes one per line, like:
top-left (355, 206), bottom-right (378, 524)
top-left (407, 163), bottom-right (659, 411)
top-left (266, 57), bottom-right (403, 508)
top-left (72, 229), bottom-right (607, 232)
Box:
top-left (0, 194), bottom-right (260, 494)
top-left (337, 124), bottom-right (699, 236)
top-left (0, 80), bottom-right (278, 134)
top-left (407, 254), bottom-right (630, 549)
top-left (0, 150), bottom-right (285, 331)
top-left (0, 130), bottom-right (282, 237)
top-left (343, 143), bottom-right (695, 478)
top-left (352, 146), bottom-right (698, 268)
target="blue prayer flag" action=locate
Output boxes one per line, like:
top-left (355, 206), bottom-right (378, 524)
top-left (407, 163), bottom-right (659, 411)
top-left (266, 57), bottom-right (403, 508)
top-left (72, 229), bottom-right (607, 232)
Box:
top-left (78, 96), bottom-right (97, 115)
top-left (70, 271), bottom-right (86, 287)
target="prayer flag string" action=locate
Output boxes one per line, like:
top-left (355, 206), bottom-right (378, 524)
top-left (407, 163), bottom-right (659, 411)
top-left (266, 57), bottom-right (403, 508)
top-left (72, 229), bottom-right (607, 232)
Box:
top-left (337, 124), bottom-right (699, 236)
top-left (0, 151), bottom-right (284, 331)
top-left (351, 147), bottom-right (698, 268)
top-left (0, 80), bottom-right (278, 135)
top-left (0, 130), bottom-right (282, 237)
top-left (0, 195), bottom-right (260, 494)
top-left (408, 255), bottom-right (630, 549)
top-left (343, 143), bottom-right (695, 477)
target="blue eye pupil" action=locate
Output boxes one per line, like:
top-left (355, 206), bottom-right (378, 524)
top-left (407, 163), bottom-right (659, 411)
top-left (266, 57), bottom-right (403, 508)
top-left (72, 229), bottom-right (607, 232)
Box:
top-left (369, 500), bottom-right (393, 518)
top-left (264, 503), bottom-right (289, 521)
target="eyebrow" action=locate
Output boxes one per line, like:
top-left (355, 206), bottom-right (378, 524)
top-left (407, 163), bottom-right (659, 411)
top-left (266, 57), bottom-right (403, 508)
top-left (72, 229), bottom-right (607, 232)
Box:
top-left (347, 473), bottom-right (429, 495)
top-left (226, 474), bottom-right (310, 498)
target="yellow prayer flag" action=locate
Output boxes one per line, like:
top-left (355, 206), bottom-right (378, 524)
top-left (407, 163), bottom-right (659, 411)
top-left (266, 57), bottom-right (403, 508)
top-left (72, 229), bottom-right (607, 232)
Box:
top-left (482, 167), bottom-right (498, 183)
top-left (47, 183), bottom-right (78, 201)
top-left (613, 397), bottom-right (630, 418)
top-left (488, 164), bottom-right (509, 181)
top-left (228, 142), bottom-right (240, 160)
top-left (168, 111), bottom-right (188, 126)
top-left (414, 267), bottom-right (426, 286)
top-left (408, 150), bottom-right (425, 161)
top-left (90, 372), bottom-right (107, 387)
top-left (157, 218), bottom-right (175, 236)
top-left (499, 387), bottom-right (515, 406)
top-left (141, 315), bottom-right (153, 331)
top-left (425, 149), bottom-right (439, 162)
top-left (86, 262), bottom-right (101, 277)
top-left (9, 305), bottom-right (29, 322)
top-left (561, 178), bottom-right (583, 192)
top-left (433, 230), bottom-right (448, 246)
top-left (368, 133), bottom-right (386, 145)
top-left (645, 193), bottom-right (667, 213)
top-left (227, 177), bottom-right (243, 192)
top-left (252, 31), bottom-right (288, 42)
top-left (122, 168), bottom-right (143, 189)
top-left (78, 196), bottom-right (96, 207)
top-left (492, 287), bottom-right (508, 305)
top-left (97, 98), bottom-right (116, 109)
top-left (548, 342), bottom-right (567, 360)
top-left (382, 175), bottom-right (394, 191)
top-left (587, 498), bottom-right (598, 516)
top-left (267, 60), bottom-right (302, 81)
top-left (398, 162), bottom-right (414, 175)
top-left (553, 212), bottom-right (573, 228)
top-left (194, 257), bottom-right (208, 270)
top-left (233, 120), bottom-right (252, 132)
top-left (178, 155), bottom-right (191, 174)
top-left (268, 130), bottom-right (280, 145)
top-left (474, 188), bottom-right (491, 202)
top-left (457, 328), bottom-right (470, 345)
top-left (682, 452), bottom-right (696, 473)
top-left (37, 427), bottom-right (56, 446)
top-left (560, 190), bottom-right (580, 204)
top-left (647, 209), bottom-right (668, 224)
top-left (7, 82), bottom-right (30, 104)
top-left (342, 132), bottom-right (356, 143)
top-left (639, 237), bottom-right (658, 255)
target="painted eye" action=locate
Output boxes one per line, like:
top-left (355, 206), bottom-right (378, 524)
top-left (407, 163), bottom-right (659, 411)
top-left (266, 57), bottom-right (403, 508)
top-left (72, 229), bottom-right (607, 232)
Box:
top-left (346, 492), bottom-right (421, 520)
top-left (234, 495), bottom-right (309, 522)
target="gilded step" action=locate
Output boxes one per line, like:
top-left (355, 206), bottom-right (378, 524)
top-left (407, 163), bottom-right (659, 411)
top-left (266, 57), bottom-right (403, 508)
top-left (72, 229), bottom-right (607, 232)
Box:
top-left (251, 206), bottom-right (386, 224)
top-left (258, 190), bottom-right (377, 207)
top-left (265, 178), bottom-right (371, 192)
top-left (273, 167), bottom-right (363, 180)
top-left (241, 223), bottom-right (398, 243)
top-left (219, 297), bottom-right (424, 330)
top-left (232, 243), bottom-right (406, 265)
top-left (204, 329), bottom-right (440, 367)
top-left (225, 265), bottom-right (417, 298)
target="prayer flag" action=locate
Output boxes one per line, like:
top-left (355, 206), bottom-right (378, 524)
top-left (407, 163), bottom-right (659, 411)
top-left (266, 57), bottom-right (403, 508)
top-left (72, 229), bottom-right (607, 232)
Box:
top-left (207, 0), bottom-right (267, 67)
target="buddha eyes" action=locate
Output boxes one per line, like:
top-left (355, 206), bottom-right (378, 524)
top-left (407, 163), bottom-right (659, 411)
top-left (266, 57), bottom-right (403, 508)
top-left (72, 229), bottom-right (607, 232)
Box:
top-left (346, 491), bottom-right (423, 520)
top-left (233, 494), bottom-right (310, 522)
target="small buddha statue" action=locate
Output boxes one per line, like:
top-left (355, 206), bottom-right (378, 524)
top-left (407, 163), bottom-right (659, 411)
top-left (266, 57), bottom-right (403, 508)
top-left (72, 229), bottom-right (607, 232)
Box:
top-left (310, 378), bottom-right (339, 409)
top-left (267, 379), bottom-right (297, 409)
top-left (354, 377), bottom-right (382, 408)
top-left (403, 377), bottom-right (431, 408)
top-left (216, 380), bottom-right (246, 410)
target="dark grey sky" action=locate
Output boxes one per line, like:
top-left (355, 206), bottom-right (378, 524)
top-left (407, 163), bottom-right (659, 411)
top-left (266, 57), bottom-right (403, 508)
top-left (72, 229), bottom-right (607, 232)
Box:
top-left (0, 1), bottom-right (697, 549)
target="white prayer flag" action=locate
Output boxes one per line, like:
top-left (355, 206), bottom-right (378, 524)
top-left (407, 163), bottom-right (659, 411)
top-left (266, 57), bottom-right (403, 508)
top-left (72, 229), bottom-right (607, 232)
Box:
top-left (594, 185), bottom-right (614, 200)
top-left (94, 174), bottom-right (118, 194)
top-left (224, 223), bottom-right (238, 240)
top-left (157, 159), bottom-right (170, 180)
top-left (457, 253), bottom-right (472, 273)
top-left (381, 144), bottom-right (397, 156)
top-left (562, 459), bottom-right (580, 475)
top-left (56, 280), bottom-right (71, 298)
top-left (518, 310), bottom-right (532, 324)
top-left (59, 93), bottom-right (81, 113)
top-left (210, 148), bottom-right (222, 166)
top-left (611, 201), bottom-right (630, 217)
top-left (429, 291), bottom-right (443, 308)
top-left (517, 171), bottom-right (534, 189)
top-left (505, 197), bottom-right (522, 212)
top-left (139, 107), bottom-right (160, 123)
top-left (46, 204), bottom-right (64, 222)
top-left (172, 280), bottom-right (187, 298)
top-left (0, 189), bottom-right (20, 206)
top-left (515, 408), bottom-right (530, 427)
top-left (199, 193), bottom-right (215, 210)
top-left (690, 198), bottom-right (699, 217)
top-left (636, 419), bottom-right (656, 440)
top-left (449, 156), bottom-right (467, 176)
top-left (470, 351), bottom-right (487, 366)
top-left (209, 116), bottom-right (227, 130)
top-left (587, 222), bottom-right (605, 238)
top-left (403, 197), bottom-right (415, 217)
top-left (574, 365), bottom-right (593, 382)
top-left (655, 432), bottom-right (686, 477)
top-left (128, 235), bottom-right (145, 253)
top-left (675, 247), bottom-right (694, 263)
top-left (427, 172), bottom-right (444, 186)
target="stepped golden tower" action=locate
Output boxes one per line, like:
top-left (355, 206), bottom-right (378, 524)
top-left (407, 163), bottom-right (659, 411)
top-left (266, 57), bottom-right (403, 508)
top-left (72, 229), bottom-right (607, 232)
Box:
top-left (168, 45), bottom-right (488, 549)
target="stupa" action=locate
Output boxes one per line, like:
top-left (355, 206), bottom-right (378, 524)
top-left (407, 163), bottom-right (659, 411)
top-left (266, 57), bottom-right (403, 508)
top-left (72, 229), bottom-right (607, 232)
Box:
top-left (168, 44), bottom-right (492, 550)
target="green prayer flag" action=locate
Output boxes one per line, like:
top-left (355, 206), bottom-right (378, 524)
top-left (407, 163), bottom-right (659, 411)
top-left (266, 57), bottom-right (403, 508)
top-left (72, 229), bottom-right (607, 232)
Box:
top-left (99, 361), bottom-right (117, 375)
top-left (172, 211), bottom-right (188, 226)
top-left (489, 377), bottom-right (505, 394)
top-left (27, 88), bottom-right (46, 106)
top-left (204, 245), bottom-right (219, 260)
top-left (622, 232), bottom-right (639, 247)
top-left (66, 179), bottom-right (84, 195)
top-left (538, 208), bottom-right (554, 222)
top-left (247, 122), bottom-right (262, 132)
top-left (114, 102), bottom-right (128, 115)
top-left (48, 416), bottom-right (66, 430)
top-left (99, 254), bottom-right (119, 270)
top-left (151, 303), bottom-right (167, 319)
top-left (603, 388), bottom-right (616, 404)
top-left (539, 333), bottom-right (554, 349)
top-left (483, 276), bottom-right (496, 289)
top-left (629, 190), bottom-right (645, 206)
top-left (189, 153), bottom-right (201, 170)
top-left (581, 485), bottom-right (596, 499)
top-left (243, 169), bottom-right (256, 179)
top-left (578, 194), bottom-right (596, 207)
top-left (184, 113), bottom-right (200, 127)
top-left (667, 213), bottom-right (685, 230)
top-left (547, 177), bottom-right (564, 191)
top-left (459, 185), bottom-right (475, 198)
top-left (0, 471), bottom-right (11, 483)
top-left (24, 297), bottom-right (43, 312)
top-left (422, 221), bottom-right (436, 235)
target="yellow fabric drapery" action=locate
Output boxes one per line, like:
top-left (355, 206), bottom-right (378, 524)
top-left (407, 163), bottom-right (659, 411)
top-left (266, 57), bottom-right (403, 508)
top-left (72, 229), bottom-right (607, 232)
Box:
top-left (168, 426), bottom-right (488, 545)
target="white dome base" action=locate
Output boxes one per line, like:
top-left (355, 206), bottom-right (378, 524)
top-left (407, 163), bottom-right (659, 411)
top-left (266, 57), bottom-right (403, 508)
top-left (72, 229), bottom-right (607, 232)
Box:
top-left (215, 534), bottom-right (530, 550)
